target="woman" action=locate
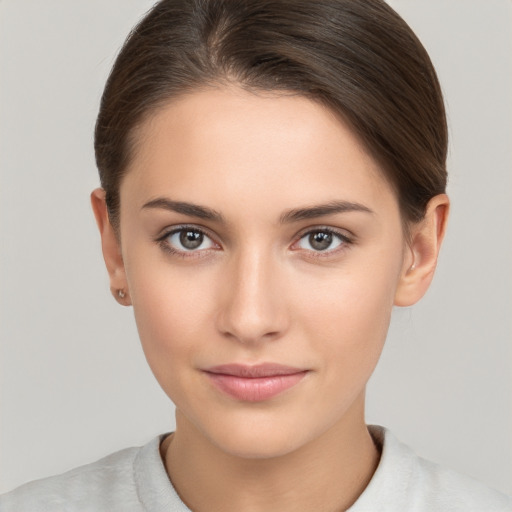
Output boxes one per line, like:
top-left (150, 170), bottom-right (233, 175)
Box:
top-left (1, 0), bottom-right (510, 510)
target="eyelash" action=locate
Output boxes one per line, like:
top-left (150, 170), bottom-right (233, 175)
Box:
top-left (292, 227), bottom-right (353, 259)
top-left (156, 225), bottom-right (220, 260)
top-left (155, 225), bottom-right (353, 260)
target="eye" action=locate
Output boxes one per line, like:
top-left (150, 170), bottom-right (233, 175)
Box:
top-left (294, 228), bottom-right (349, 253)
top-left (159, 226), bottom-right (218, 255)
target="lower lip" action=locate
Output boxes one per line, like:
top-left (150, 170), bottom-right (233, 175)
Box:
top-left (205, 372), bottom-right (308, 402)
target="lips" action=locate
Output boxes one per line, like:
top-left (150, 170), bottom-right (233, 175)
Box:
top-left (203, 363), bottom-right (309, 402)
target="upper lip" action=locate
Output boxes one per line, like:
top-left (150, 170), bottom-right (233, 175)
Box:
top-left (204, 363), bottom-right (307, 378)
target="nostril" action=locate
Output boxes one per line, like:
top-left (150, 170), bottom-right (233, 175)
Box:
top-left (217, 305), bottom-right (288, 345)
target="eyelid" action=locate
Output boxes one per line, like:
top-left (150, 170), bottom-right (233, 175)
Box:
top-left (294, 225), bottom-right (354, 242)
top-left (290, 226), bottom-right (354, 255)
top-left (156, 224), bottom-right (219, 242)
top-left (154, 223), bottom-right (353, 259)
top-left (155, 224), bottom-right (222, 257)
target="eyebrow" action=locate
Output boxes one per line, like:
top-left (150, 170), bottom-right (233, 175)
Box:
top-left (279, 200), bottom-right (373, 223)
top-left (142, 197), bottom-right (373, 224)
top-left (142, 198), bottom-right (225, 222)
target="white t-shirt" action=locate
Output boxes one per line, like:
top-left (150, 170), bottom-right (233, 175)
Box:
top-left (1, 426), bottom-right (510, 511)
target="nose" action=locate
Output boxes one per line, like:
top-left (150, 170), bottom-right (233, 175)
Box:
top-left (216, 247), bottom-right (289, 345)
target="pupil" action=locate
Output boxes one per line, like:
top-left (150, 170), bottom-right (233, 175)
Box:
top-left (310, 231), bottom-right (332, 251)
top-left (180, 230), bottom-right (203, 249)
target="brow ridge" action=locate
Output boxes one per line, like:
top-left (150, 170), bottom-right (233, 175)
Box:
top-left (142, 198), bottom-right (224, 222)
top-left (142, 197), bottom-right (372, 224)
top-left (279, 200), bottom-right (373, 223)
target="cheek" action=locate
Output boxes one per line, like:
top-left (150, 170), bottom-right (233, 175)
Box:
top-left (130, 282), bottom-right (218, 418)
top-left (296, 249), bottom-right (403, 381)
top-left (126, 261), bottom-right (216, 387)
top-left (125, 230), bottom-right (404, 416)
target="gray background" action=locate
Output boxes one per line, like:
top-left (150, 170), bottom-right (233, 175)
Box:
top-left (1, 0), bottom-right (511, 495)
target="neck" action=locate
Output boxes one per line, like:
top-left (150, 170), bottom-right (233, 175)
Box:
top-left (161, 396), bottom-right (380, 512)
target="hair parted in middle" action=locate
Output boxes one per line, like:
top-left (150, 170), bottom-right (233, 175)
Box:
top-left (95, 0), bottom-right (447, 230)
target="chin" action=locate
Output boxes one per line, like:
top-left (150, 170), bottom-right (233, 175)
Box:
top-left (211, 426), bottom-right (309, 460)
top-left (189, 407), bottom-right (322, 460)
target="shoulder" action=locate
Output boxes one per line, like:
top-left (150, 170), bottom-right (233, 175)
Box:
top-left (413, 454), bottom-right (511, 511)
top-left (350, 426), bottom-right (512, 512)
top-left (0, 443), bottom-right (142, 512)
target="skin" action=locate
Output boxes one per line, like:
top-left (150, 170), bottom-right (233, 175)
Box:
top-left (92, 86), bottom-right (449, 512)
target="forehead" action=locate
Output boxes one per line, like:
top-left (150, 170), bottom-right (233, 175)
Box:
top-left (122, 86), bottom-right (399, 222)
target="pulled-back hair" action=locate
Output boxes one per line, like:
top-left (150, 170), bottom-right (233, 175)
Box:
top-left (95, 0), bottom-right (447, 230)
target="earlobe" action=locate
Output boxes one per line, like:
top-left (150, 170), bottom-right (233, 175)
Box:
top-left (394, 194), bottom-right (450, 307)
top-left (90, 188), bottom-right (131, 306)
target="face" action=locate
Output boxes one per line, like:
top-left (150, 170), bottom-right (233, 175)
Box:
top-left (112, 86), bottom-right (411, 458)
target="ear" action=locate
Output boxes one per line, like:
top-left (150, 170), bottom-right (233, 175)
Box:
top-left (91, 188), bottom-right (131, 306)
top-left (394, 194), bottom-right (450, 307)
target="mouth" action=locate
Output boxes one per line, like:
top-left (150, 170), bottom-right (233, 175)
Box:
top-left (203, 363), bottom-right (309, 402)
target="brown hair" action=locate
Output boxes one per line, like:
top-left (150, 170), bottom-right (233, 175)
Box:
top-left (95, 0), bottom-right (447, 230)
